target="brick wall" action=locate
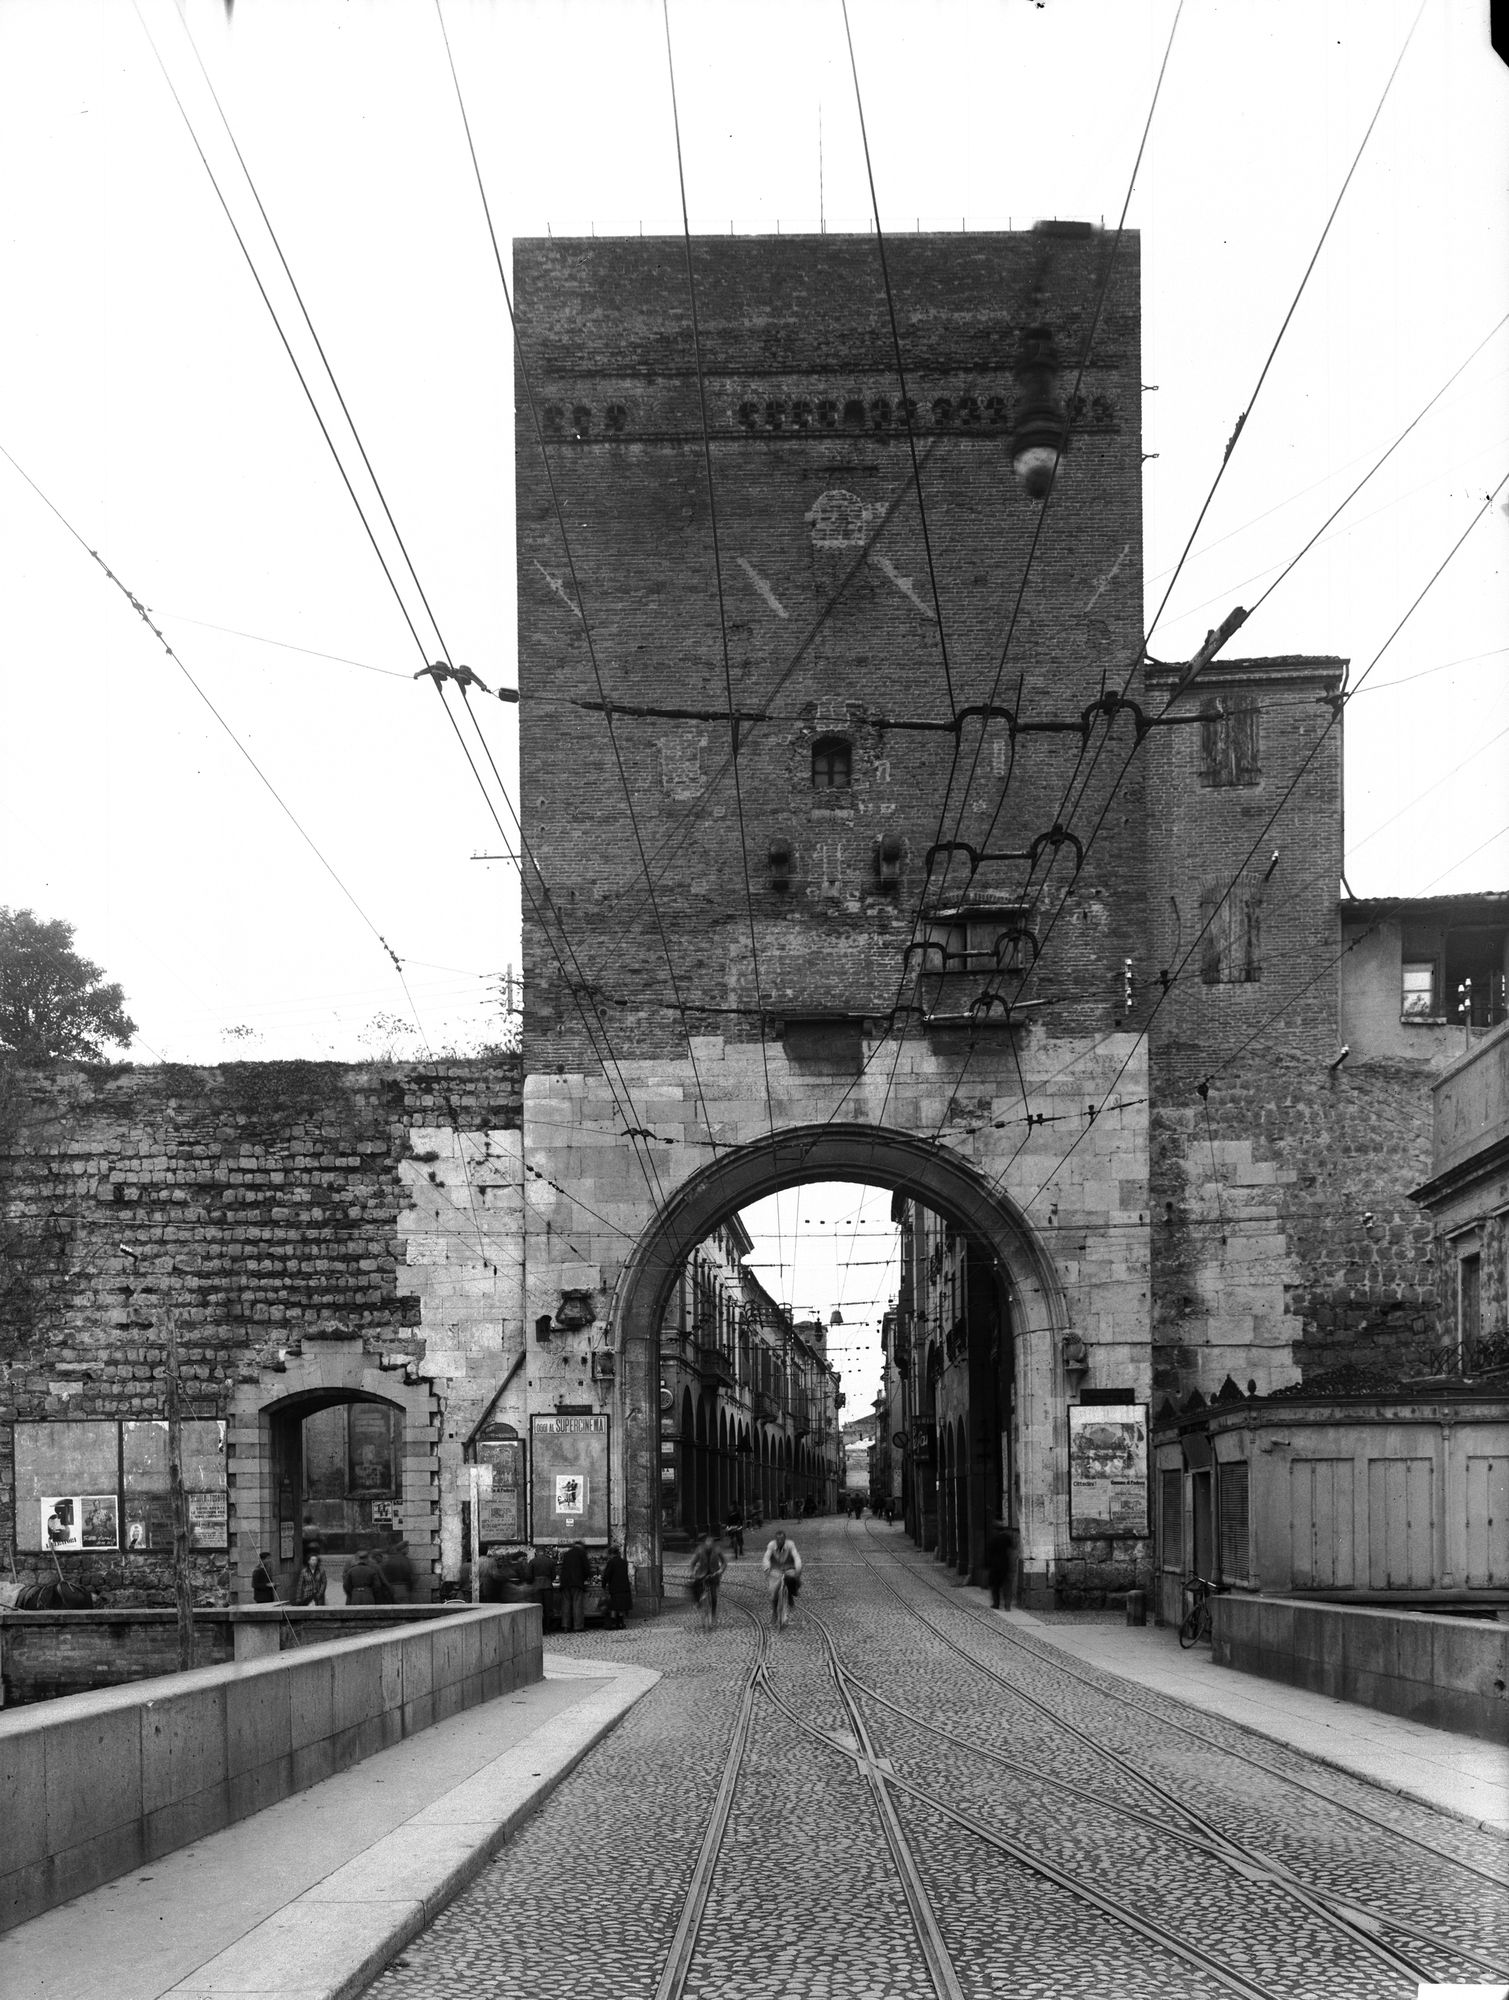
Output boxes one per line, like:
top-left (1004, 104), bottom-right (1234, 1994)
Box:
top-left (0, 1058), bottom-right (524, 1601)
top-left (514, 230), bottom-right (1147, 1070)
top-left (1144, 664), bottom-right (1442, 1394)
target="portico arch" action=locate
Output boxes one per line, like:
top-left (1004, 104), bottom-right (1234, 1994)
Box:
top-left (610, 1122), bottom-right (1070, 1591)
top-left (227, 1341), bottom-right (440, 1603)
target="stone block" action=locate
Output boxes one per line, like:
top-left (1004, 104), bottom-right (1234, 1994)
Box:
top-left (44, 1705), bottom-right (142, 1855)
top-left (42, 1820), bottom-right (145, 1913)
top-left (144, 1782), bottom-right (230, 1862)
top-left (0, 1726), bottom-right (47, 1875)
top-left (139, 1685), bottom-right (227, 1820)
top-left (224, 1663), bottom-right (292, 1780)
top-left (286, 1656), bottom-right (335, 1754)
top-left (1432, 1617), bottom-right (1508, 1702)
top-left (1392, 1612), bottom-right (1434, 1688)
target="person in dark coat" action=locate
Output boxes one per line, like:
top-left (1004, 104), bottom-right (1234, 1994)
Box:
top-left (343, 1550), bottom-right (378, 1604)
top-left (558, 1538), bottom-right (591, 1631)
top-left (600, 1545), bottom-right (632, 1628)
top-left (294, 1551), bottom-right (327, 1605)
top-left (985, 1519), bottom-right (1019, 1611)
top-left (378, 1542), bottom-right (414, 1602)
top-left (251, 1551), bottom-right (277, 1602)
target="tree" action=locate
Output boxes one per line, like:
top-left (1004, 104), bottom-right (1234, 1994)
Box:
top-left (0, 908), bottom-right (137, 1063)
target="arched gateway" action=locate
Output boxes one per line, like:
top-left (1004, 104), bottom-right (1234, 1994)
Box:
top-left (609, 1122), bottom-right (1070, 1593)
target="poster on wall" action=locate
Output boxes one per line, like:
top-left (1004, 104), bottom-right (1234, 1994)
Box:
top-left (529, 1414), bottom-right (609, 1545)
top-left (475, 1425), bottom-right (524, 1544)
top-left (188, 1490), bottom-right (229, 1549)
top-left (41, 1496), bottom-right (82, 1549)
top-left (347, 1404), bottom-right (395, 1494)
top-left (1068, 1405), bottom-right (1150, 1539)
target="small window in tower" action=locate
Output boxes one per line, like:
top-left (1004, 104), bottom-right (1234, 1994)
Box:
top-left (1198, 695), bottom-right (1261, 788)
top-left (812, 737), bottom-right (852, 790)
top-left (1198, 886), bottom-right (1262, 984)
top-left (1401, 961), bottom-right (1437, 1022)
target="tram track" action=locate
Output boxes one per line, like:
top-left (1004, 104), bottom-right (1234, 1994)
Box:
top-left (864, 1520), bottom-right (1509, 1890)
top-left (847, 1523), bottom-right (1500, 1987)
top-left (660, 1573), bottom-right (1295, 2000)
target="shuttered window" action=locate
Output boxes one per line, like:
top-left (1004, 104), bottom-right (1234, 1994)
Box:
top-left (1218, 1460), bottom-right (1250, 1581)
top-left (1160, 1468), bottom-right (1184, 1570)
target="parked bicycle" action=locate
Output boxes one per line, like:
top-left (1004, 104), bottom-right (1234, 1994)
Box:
top-left (1178, 1573), bottom-right (1226, 1648)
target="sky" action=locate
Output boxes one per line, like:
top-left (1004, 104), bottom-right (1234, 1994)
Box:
top-left (1, 0), bottom-right (1506, 1098)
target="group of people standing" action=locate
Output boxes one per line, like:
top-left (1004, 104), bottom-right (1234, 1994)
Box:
top-left (250, 1542), bottom-right (417, 1607)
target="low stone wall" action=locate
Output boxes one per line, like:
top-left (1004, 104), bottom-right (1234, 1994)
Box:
top-left (1211, 1594), bottom-right (1509, 1743)
top-left (0, 1604), bottom-right (475, 1707)
top-left (0, 1601), bottom-right (542, 1933)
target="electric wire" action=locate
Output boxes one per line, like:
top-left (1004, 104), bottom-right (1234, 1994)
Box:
top-left (933, 300), bottom-right (1509, 1151)
top-left (142, 1), bottom-right (668, 1205)
top-left (1013, 472), bottom-right (1509, 1210)
top-left (810, 0), bottom-right (1186, 1159)
top-left (434, 0), bottom-right (724, 1163)
top-left (662, 0), bottom-right (778, 1149)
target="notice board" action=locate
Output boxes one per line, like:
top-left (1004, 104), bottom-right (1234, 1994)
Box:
top-left (1068, 1404), bottom-right (1149, 1539)
top-left (475, 1422), bottom-right (525, 1544)
top-left (529, 1413), bottom-right (610, 1545)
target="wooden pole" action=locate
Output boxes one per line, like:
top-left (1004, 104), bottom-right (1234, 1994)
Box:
top-left (165, 1310), bottom-right (194, 1672)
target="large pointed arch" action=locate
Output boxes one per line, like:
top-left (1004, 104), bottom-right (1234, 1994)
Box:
top-left (608, 1121), bottom-right (1070, 1583)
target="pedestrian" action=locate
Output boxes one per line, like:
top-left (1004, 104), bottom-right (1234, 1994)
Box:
top-left (251, 1549), bottom-right (277, 1602)
top-left (725, 1506), bottom-right (745, 1558)
top-left (378, 1541), bottom-right (414, 1603)
top-left (558, 1536), bottom-right (590, 1632)
top-left (527, 1543), bottom-right (559, 1631)
top-left (761, 1526), bottom-right (802, 1631)
top-left (601, 1543), bottom-right (633, 1628)
top-left (689, 1529), bottom-right (726, 1630)
top-left (985, 1518), bottom-right (1019, 1611)
top-left (343, 1549), bottom-right (377, 1605)
top-left (294, 1549), bottom-right (327, 1606)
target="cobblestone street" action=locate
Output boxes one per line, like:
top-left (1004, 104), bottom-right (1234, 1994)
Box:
top-left (368, 1519), bottom-right (1509, 1999)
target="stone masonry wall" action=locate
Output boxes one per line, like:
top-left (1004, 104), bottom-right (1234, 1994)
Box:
top-left (0, 1058), bottom-right (524, 1603)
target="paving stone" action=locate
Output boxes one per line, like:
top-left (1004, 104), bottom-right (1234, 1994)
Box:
top-left (372, 1521), bottom-right (1509, 1998)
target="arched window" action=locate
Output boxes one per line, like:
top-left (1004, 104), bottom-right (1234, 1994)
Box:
top-left (811, 736), bottom-right (852, 790)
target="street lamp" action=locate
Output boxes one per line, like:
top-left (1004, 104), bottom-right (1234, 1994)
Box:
top-left (1011, 325), bottom-right (1067, 500)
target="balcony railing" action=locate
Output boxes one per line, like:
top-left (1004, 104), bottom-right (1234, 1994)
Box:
top-left (753, 1387), bottom-right (781, 1423)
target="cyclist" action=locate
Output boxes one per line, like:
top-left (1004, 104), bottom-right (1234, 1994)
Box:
top-left (689, 1530), bottom-right (726, 1630)
top-left (761, 1527), bottom-right (802, 1631)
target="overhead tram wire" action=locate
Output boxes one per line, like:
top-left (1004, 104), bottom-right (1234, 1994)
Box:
top-left (0, 447), bottom-right (535, 1271)
top-left (1011, 470), bottom-right (1509, 1211)
top-left (964, 305), bottom-right (1509, 1065)
top-left (662, 0), bottom-right (779, 1150)
top-left (928, 115), bottom-right (1487, 1152)
top-left (813, 0), bottom-right (1185, 1149)
top-left (433, 0), bottom-right (724, 1165)
top-left (144, 5), bottom-right (669, 1209)
top-left (557, 437), bottom-right (944, 993)
top-left (966, 0), bottom-right (1428, 944)
top-left (971, 457), bottom-right (1507, 1194)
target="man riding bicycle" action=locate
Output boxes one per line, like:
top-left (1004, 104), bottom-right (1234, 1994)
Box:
top-left (761, 1527), bottom-right (802, 1631)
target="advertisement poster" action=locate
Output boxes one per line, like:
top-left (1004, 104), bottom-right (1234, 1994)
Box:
top-left (347, 1404), bottom-right (395, 1495)
top-left (42, 1496), bottom-right (81, 1549)
top-left (41, 1495), bottom-right (119, 1550)
top-left (476, 1425), bottom-right (523, 1544)
top-left (530, 1414), bottom-right (609, 1545)
top-left (188, 1490), bottom-right (228, 1549)
top-left (1068, 1405), bottom-right (1149, 1539)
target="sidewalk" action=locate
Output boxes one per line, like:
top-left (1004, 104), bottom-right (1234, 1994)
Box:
top-left (0, 1653), bottom-right (658, 2000)
top-left (1001, 1604), bottom-right (1509, 1832)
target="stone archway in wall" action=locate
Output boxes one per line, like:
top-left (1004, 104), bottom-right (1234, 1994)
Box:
top-left (609, 1122), bottom-right (1071, 1592)
top-left (227, 1342), bottom-right (440, 1604)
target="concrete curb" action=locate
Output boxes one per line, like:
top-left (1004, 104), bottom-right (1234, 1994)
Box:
top-left (162, 1663), bottom-right (660, 1999)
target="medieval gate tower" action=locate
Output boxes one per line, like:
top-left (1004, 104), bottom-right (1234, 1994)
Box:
top-left (516, 230), bottom-right (1152, 1601)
